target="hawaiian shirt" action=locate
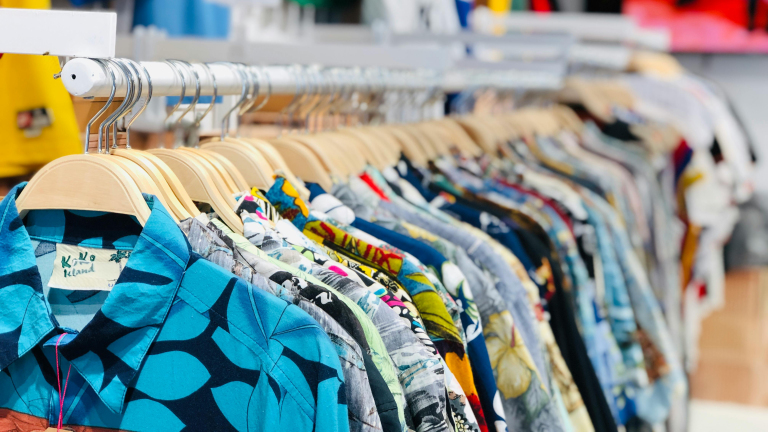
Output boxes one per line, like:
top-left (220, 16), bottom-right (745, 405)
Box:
top-left (0, 185), bottom-right (348, 432)
top-left (179, 217), bottom-right (386, 432)
top-left (207, 218), bottom-right (410, 431)
top-left (343, 169), bottom-right (567, 432)
top-left (355, 167), bottom-right (549, 393)
top-left (235, 208), bottom-right (458, 432)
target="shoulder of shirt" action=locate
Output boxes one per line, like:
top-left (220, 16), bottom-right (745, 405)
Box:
top-left (173, 253), bottom-right (332, 418)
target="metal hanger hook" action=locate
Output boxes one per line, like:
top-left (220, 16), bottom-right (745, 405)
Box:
top-left (84, 58), bottom-right (117, 155)
top-left (124, 60), bottom-right (154, 149)
top-left (163, 60), bottom-right (186, 133)
top-left (214, 62), bottom-right (248, 140)
top-left (98, 59), bottom-right (133, 153)
top-left (193, 62), bottom-right (218, 130)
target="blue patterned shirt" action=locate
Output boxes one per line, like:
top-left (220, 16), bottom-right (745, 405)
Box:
top-left (0, 184), bottom-right (349, 432)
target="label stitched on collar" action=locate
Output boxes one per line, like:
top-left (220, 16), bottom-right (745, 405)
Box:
top-left (49, 244), bottom-right (130, 291)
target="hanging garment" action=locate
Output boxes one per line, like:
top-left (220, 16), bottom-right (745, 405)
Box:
top-left (0, 185), bottom-right (349, 431)
top-left (179, 217), bottom-right (386, 432)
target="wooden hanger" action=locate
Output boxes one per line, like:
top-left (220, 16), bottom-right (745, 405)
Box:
top-left (282, 133), bottom-right (345, 177)
top-left (401, 125), bottom-right (440, 161)
top-left (224, 66), bottom-right (309, 197)
top-left (146, 60), bottom-right (244, 232)
top-left (440, 119), bottom-right (484, 156)
top-left (366, 125), bottom-right (404, 166)
top-left (317, 132), bottom-right (366, 175)
top-left (112, 148), bottom-right (194, 219)
top-left (384, 125), bottom-right (428, 166)
top-left (103, 59), bottom-right (196, 221)
top-left (337, 128), bottom-right (392, 169)
top-left (150, 149), bottom-right (243, 232)
top-left (269, 137), bottom-right (334, 191)
top-left (16, 59), bottom-right (150, 225)
top-left (79, 60), bottom-right (184, 222)
top-left (178, 147), bottom-right (243, 194)
top-left (415, 122), bottom-right (453, 157)
top-left (200, 139), bottom-right (273, 190)
top-left (16, 155), bottom-right (152, 225)
top-left (197, 75), bottom-right (276, 192)
top-left (551, 105), bottom-right (584, 135)
top-left (327, 129), bottom-right (379, 169)
top-left (454, 117), bottom-right (498, 154)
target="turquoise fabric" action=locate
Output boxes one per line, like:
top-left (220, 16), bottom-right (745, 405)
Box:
top-left (0, 184), bottom-right (348, 431)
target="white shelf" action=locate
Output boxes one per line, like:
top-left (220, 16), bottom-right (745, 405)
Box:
top-left (0, 8), bottom-right (116, 58)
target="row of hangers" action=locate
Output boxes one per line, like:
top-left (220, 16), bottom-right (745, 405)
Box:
top-left (16, 57), bottom-right (622, 234)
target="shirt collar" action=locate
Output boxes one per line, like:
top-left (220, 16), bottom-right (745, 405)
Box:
top-left (0, 183), bottom-right (190, 414)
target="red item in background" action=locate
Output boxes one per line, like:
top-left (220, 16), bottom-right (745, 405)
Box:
top-left (531, 0), bottom-right (552, 11)
top-left (359, 172), bottom-right (390, 201)
top-left (625, 0), bottom-right (768, 52)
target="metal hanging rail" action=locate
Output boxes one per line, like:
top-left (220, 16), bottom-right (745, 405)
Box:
top-left (61, 56), bottom-right (565, 100)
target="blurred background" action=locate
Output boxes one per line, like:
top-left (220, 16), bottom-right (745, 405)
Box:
top-left (4, 0), bottom-right (768, 430)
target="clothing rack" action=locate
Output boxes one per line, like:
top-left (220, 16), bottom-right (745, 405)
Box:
top-left (61, 57), bottom-right (565, 100)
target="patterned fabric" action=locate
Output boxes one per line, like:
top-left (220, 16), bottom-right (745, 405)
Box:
top-left (0, 185), bottom-right (348, 431)
top-left (266, 178), bottom-right (465, 357)
top-left (358, 167), bottom-right (550, 396)
top-left (237, 210), bottom-right (457, 432)
top-left (180, 217), bottom-right (385, 432)
top-left (350, 217), bottom-right (501, 432)
top-left (206, 218), bottom-right (410, 431)
top-left (468, 178), bottom-right (637, 425)
top-left (341, 170), bottom-right (566, 432)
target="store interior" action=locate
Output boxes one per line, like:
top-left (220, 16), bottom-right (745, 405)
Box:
top-left (1, 0), bottom-right (767, 431)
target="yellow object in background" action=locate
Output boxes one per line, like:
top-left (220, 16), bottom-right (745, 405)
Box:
top-left (0, 0), bottom-right (81, 177)
top-left (487, 0), bottom-right (511, 13)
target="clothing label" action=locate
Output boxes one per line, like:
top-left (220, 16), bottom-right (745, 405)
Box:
top-left (49, 244), bottom-right (130, 291)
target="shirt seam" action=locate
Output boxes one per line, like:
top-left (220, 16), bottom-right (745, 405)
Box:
top-left (177, 286), bottom-right (318, 420)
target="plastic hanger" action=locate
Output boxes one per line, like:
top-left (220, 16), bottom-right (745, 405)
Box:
top-left (16, 58), bottom-right (151, 225)
top-left (148, 60), bottom-right (244, 233)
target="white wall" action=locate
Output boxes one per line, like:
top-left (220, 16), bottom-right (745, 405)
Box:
top-left (675, 54), bottom-right (768, 192)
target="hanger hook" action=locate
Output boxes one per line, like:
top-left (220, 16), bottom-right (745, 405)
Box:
top-left (168, 60), bottom-right (201, 127)
top-left (99, 59), bottom-right (133, 154)
top-left (238, 64), bottom-right (259, 117)
top-left (193, 62), bottom-right (218, 129)
top-left (124, 60), bottom-right (153, 149)
top-left (303, 67), bottom-right (325, 133)
top-left (107, 59), bottom-right (142, 150)
top-left (281, 65), bottom-right (308, 130)
top-left (310, 69), bottom-right (337, 133)
top-left (251, 67), bottom-right (272, 113)
top-left (212, 62), bottom-right (248, 140)
top-left (163, 60), bottom-right (186, 130)
top-left (84, 58), bottom-right (117, 155)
